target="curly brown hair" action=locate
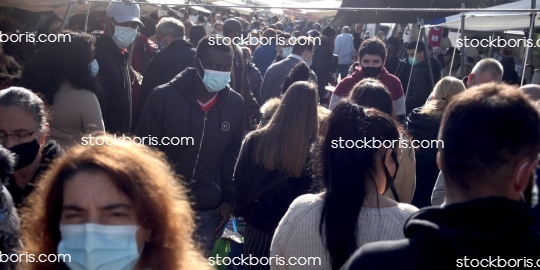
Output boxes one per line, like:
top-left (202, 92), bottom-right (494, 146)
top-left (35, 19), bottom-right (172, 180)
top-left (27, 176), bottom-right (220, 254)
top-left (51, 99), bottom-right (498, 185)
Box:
top-left (20, 136), bottom-right (211, 270)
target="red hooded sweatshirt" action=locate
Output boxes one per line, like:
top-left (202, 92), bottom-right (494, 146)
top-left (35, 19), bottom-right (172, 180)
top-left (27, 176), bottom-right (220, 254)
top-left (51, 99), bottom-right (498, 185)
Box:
top-left (333, 66), bottom-right (405, 117)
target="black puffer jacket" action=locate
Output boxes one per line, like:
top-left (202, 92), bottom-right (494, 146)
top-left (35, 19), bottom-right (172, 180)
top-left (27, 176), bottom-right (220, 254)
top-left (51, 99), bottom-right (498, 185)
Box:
top-left (405, 58), bottom-right (440, 115)
top-left (93, 33), bottom-right (132, 133)
top-left (312, 35), bottom-right (335, 97)
top-left (406, 108), bottom-right (441, 208)
top-left (233, 131), bottom-right (313, 232)
top-left (136, 68), bottom-right (245, 211)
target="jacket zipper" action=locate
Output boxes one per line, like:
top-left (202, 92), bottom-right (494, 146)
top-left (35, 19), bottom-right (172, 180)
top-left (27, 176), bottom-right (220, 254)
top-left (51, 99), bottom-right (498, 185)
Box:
top-left (188, 111), bottom-right (208, 189)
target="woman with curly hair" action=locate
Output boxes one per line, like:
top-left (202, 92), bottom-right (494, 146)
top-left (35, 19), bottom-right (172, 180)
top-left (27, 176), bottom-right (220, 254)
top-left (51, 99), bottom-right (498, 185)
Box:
top-left (20, 30), bottom-right (104, 149)
top-left (20, 136), bottom-right (212, 270)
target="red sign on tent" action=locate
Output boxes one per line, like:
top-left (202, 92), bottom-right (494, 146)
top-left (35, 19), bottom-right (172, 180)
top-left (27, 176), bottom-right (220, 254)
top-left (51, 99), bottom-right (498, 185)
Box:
top-left (428, 27), bottom-right (443, 47)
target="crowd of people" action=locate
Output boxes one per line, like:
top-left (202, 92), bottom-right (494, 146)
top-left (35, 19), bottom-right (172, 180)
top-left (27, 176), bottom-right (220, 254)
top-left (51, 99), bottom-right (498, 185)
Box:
top-left (0, 1), bottom-right (539, 270)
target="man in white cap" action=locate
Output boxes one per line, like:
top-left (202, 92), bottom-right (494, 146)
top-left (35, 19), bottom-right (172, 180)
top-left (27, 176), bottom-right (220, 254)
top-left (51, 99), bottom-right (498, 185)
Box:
top-left (94, 2), bottom-right (144, 133)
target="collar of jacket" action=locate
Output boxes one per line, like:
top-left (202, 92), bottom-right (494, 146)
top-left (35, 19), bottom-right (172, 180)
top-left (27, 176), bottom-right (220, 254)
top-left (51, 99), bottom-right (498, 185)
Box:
top-left (168, 39), bottom-right (194, 49)
top-left (170, 67), bottom-right (231, 110)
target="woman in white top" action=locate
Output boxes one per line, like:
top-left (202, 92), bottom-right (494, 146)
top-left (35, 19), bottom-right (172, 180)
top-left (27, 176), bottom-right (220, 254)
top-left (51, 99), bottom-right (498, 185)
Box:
top-left (20, 30), bottom-right (104, 149)
top-left (270, 101), bottom-right (419, 270)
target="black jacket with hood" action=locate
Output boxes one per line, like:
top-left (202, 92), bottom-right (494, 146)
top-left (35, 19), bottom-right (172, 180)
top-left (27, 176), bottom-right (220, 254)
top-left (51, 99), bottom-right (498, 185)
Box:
top-left (135, 40), bottom-right (196, 129)
top-left (136, 68), bottom-right (245, 211)
top-left (93, 33), bottom-right (132, 133)
top-left (342, 197), bottom-right (540, 270)
top-left (406, 108), bottom-right (442, 208)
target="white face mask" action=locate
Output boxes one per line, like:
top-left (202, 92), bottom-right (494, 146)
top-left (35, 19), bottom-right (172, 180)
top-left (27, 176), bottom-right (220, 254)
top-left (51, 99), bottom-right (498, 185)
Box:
top-left (111, 25), bottom-right (137, 49)
top-left (58, 223), bottom-right (140, 270)
top-left (89, 59), bottom-right (99, 77)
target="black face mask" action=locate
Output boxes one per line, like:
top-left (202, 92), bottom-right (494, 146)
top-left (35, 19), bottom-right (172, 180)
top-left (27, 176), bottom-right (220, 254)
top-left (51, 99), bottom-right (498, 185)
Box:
top-left (362, 66), bottom-right (383, 78)
top-left (383, 151), bottom-right (400, 201)
top-left (8, 139), bottom-right (40, 171)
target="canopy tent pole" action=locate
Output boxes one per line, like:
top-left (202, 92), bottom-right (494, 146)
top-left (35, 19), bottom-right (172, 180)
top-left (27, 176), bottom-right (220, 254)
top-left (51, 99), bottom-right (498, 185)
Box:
top-left (488, 32), bottom-right (495, 57)
top-left (521, 0), bottom-right (536, 85)
top-left (84, 2), bottom-right (91, 32)
top-left (59, 2), bottom-right (75, 32)
top-left (460, 3), bottom-right (465, 79)
top-left (405, 20), bottom-right (423, 93)
top-left (447, 16), bottom-right (462, 77)
top-left (420, 20), bottom-right (435, 88)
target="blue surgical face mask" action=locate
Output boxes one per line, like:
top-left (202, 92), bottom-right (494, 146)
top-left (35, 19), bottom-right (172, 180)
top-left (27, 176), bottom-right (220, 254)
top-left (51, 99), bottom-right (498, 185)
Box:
top-left (57, 223), bottom-right (141, 270)
top-left (282, 47), bottom-right (292, 57)
top-left (89, 59), bottom-right (99, 77)
top-left (110, 25), bottom-right (137, 49)
top-left (198, 60), bottom-right (231, 92)
top-left (408, 57), bottom-right (419, 66)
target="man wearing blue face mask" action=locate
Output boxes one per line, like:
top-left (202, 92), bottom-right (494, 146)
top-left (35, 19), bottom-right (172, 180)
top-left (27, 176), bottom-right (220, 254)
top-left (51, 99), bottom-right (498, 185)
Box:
top-left (136, 35), bottom-right (245, 256)
top-left (404, 41), bottom-right (440, 116)
top-left (93, 2), bottom-right (144, 134)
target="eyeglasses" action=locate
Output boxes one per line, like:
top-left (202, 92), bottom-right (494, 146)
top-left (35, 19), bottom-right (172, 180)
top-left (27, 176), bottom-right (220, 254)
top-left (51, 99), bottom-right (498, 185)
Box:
top-left (0, 127), bottom-right (41, 144)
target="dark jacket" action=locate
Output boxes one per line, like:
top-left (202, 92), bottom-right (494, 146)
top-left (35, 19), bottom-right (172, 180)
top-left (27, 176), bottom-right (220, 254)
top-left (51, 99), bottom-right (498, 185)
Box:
top-left (136, 68), bottom-right (245, 211)
top-left (342, 197), bottom-right (540, 270)
top-left (93, 33), bottom-right (132, 133)
top-left (231, 45), bottom-right (259, 131)
top-left (405, 57), bottom-right (440, 115)
top-left (406, 108), bottom-right (441, 208)
top-left (135, 40), bottom-right (196, 129)
top-left (272, 54), bottom-right (285, 65)
top-left (0, 148), bottom-right (22, 267)
top-left (246, 62), bottom-right (263, 105)
top-left (312, 36), bottom-right (335, 97)
top-left (252, 44), bottom-right (277, 77)
top-left (131, 34), bottom-right (158, 112)
top-left (6, 141), bottom-right (63, 207)
top-left (233, 131), bottom-right (313, 232)
top-left (385, 56), bottom-right (400, 76)
top-left (260, 56), bottom-right (317, 105)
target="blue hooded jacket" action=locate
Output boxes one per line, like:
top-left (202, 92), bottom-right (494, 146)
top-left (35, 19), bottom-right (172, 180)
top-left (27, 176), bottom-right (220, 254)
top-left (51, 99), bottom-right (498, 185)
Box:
top-left (252, 43), bottom-right (277, 77)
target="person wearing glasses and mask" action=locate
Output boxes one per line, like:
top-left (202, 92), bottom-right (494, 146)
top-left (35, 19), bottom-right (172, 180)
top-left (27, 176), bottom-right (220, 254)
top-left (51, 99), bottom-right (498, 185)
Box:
top-left (137, 35), bottom-right (245, 256)
top-left (0, 87), bottom-right (64, 207)
top-left (94, 2), bottom-right (144, 134)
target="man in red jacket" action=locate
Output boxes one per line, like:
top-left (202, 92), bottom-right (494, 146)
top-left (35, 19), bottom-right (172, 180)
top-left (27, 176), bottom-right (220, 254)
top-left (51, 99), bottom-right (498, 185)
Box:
top-left (330, 38), bottom-right (405, 123)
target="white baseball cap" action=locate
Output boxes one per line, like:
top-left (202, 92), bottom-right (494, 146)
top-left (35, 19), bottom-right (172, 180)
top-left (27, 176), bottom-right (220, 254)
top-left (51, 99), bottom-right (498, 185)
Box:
top-left (106, 3), bottom-right (144, 27)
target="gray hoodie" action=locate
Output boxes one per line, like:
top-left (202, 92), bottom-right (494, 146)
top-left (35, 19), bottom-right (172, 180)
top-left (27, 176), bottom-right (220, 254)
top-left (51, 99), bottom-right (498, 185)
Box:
top-left (333, 33), bottom-right (355, 65)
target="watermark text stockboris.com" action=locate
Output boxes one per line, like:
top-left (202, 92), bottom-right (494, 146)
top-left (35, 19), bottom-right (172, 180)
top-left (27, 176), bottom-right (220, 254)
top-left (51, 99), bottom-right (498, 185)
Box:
top-left (0, 252), bottom-right (71, 263)
top-left (81, 134), bottom-right (195, 146)
top-left (209, 34), bottom-right (321, 46)
top-left (457, 256), bottom-right (540, 268)
top-left (332, 137), bottom-right (444, 149)
top-left (457, 36), bottom-right (540, 48)
top-left (209, 254), bottom-right (321, 267)
top-left (0, 31), bottom-right (71, 43)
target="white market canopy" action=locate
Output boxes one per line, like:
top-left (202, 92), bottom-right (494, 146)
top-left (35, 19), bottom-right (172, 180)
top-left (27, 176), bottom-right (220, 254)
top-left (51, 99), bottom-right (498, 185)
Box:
top-left (281, 0), bottom-right (340, 19)
top-left (428, 0), bottom-right (540, 31)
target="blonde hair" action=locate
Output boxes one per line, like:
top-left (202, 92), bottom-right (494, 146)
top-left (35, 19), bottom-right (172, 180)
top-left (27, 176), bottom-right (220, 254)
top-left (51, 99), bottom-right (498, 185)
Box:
top-left (420, 77), bottom-right (466, 115)
top-left (20, 136), bottom-right (211, 270)
top-left (254, 82), bottom-right (319, 177)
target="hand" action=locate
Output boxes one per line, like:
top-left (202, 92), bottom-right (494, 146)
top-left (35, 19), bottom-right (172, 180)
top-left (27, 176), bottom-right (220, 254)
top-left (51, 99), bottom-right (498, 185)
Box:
top-left (355, 23), bottom-right (363, 34)
top-left (214, 203), bottom-right (232, 239)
